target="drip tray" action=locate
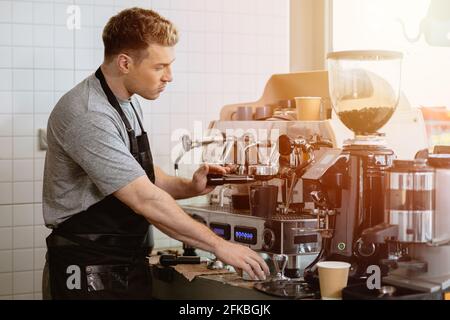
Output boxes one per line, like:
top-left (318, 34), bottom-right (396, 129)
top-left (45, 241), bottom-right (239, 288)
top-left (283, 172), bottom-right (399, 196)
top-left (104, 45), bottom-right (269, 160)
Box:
top-left (342, 283), bottom-right (443, 300)
top-left (253, 280), bottom-right (319, 300)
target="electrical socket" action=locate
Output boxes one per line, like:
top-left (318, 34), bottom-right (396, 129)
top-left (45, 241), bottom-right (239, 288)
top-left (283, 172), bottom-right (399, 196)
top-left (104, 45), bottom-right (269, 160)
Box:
top-left (38, 129), bottom-right (48, 150)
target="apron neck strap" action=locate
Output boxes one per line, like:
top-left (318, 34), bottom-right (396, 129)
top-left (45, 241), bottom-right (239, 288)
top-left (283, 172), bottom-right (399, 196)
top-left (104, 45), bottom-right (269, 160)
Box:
top-left (95, 67), bottom-right (135, 133)
top-left (95, 67), bottom-right (142, 157)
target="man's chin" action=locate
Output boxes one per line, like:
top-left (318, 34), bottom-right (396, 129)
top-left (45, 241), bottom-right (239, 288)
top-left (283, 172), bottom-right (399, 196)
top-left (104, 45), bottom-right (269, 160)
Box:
top-left (142, 93), bottom-right (160, 100)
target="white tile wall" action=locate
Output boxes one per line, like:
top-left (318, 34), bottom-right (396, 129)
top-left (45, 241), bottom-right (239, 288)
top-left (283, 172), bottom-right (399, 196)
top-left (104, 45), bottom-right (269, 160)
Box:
top-left (0, 227), bottom-right (12, 250)
top-left (0, 273), bottom-right (13, 296)
top-left (0, 69), bottom-right (12, 90)
top-left (33, 2), bottom-right (54, 25)
top-left (13, 116), bottom-right (34, 137)
top-left (0, 25), bottom-right (12, 46)
top-left (13, 182), bottom-right (35, 204)
top-left (34, 270), bottom-right (43, 294)
top-left (13, 271), bottom-right (34, 294)
top-left (12, 2), bottom-right (33, 24)
top-left (12, 92), bottom-right (33, 114)
top-left (0, 0), bottom-right (289, 299)
top-left (13, 137), bottom-right (34, 159)
top-left (13, 226), bottom-right (34, 249)
top-left (0, 205), bottom-right (12, 227)
top-left (13, 249), bottom-right (34, 272)
top-left (12, 204), bottom-right (34, 226)
top-left (0, 183), bottom-right (13, 205)
top-left (13, 293), bottom-right (35, 300)
top-left (0, 250), bottom-right (12, 273)
top-left (0, 47), bottom-right (12, 69)
top-left (12, 25), bottom-right (33, 47)
top-left (0, 115), bottom-right (12, 136)
top-left (0, 92), bottom-right (12, 114)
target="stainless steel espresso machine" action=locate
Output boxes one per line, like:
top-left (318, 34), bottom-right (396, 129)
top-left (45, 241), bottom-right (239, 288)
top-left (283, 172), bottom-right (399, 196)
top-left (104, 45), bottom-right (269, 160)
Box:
top-left (173, 52), bottom-right (448, 299)
top-left (178, 120), bottom-right (336, 280)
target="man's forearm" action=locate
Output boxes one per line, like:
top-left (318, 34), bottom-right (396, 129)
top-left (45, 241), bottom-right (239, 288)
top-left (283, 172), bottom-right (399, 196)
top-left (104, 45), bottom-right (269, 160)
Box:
top-left (157, 174), bottom-right (198, 199)
top-left (139, 191), bottom-right (222, 252)
top-left (114, 176), bottom-right (219, 251)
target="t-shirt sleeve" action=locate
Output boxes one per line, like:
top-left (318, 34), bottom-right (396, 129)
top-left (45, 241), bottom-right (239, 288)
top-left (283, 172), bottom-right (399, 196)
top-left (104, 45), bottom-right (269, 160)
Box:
top-left (63, 112), bottom-right (146, 196)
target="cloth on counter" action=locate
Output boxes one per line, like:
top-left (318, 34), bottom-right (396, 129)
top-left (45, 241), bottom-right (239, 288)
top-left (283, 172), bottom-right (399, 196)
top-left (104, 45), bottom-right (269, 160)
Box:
top-left (148, 255), bottom-right (234, 282)
top-left (201, 273), bottom-right (259, 290)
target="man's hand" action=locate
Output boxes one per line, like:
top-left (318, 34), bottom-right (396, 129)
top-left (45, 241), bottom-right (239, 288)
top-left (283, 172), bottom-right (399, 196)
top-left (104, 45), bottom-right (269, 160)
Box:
top-left (190, 163), bottom-right (230, 196)
top-left (214, 240), bottom-right (270, 281)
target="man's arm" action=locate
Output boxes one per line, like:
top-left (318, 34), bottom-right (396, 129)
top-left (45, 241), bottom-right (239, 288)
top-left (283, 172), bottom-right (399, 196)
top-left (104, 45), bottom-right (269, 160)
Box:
top-left (114, 175), bottom-right (269, 280)
top-left (154, 164), bottom-right (228, 200)
top-left (153, 166), bottom-right (195, 199)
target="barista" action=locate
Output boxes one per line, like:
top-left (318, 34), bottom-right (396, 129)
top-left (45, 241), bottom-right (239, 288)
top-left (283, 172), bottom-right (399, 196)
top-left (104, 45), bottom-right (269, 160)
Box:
top-left (42, 8), bottom-right (269, 300)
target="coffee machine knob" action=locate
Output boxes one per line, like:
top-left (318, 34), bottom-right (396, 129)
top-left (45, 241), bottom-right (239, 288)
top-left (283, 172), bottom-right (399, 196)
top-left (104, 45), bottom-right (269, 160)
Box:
top-left (262, 228), bottom-right (276, 251)
top-left (356, 238), bottom-right (376, 257)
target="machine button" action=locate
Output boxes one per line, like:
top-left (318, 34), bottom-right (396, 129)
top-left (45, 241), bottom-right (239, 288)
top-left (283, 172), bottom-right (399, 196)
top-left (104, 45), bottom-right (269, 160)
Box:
top-left (262, 228), bottom-right (276, 251)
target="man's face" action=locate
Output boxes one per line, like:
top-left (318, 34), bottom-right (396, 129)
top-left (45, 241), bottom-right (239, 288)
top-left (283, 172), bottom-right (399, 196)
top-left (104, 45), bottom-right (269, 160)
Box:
top-left (125, 44), bottom-right (175, 100)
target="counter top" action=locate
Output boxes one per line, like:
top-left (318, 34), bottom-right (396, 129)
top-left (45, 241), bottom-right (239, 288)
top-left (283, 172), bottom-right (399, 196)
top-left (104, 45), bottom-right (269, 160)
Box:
top-left (150, 263), bottom-right (286, 300)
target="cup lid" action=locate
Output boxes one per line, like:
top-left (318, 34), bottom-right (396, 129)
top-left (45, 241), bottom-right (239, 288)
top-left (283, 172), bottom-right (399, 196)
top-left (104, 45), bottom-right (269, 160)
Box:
top-left (317, 261), bottom-right (351, 269)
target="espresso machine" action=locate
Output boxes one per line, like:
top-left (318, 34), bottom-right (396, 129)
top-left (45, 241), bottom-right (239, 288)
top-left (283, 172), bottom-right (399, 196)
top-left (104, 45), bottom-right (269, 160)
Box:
top-left (302, 51), bottom-right (404, 282)
top-left (171, 56), bottom-right (446, 298)
top-left (177, 120), bottom-right (337, 280)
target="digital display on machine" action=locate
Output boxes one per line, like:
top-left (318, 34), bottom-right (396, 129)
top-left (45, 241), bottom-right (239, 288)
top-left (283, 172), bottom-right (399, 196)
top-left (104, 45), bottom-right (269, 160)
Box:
top-left (234, 226), bottom-right (257, 245)
top-left (209, 222), bottom-right (231, 240)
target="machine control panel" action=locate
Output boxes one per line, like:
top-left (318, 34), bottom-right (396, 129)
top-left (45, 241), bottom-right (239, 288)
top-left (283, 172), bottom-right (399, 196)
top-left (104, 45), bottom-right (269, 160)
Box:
top-left (209, 222), bottom-right (231, 240)
top-left (234, 226), bottom-right (258, 245)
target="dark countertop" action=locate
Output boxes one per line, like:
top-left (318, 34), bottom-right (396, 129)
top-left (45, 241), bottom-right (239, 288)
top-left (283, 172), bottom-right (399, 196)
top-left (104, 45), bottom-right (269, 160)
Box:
top-left (150, 263), bottom-right (288, 300)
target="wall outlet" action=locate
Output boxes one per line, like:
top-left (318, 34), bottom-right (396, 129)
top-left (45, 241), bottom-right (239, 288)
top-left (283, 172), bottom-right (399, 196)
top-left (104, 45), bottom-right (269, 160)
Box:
top-left (38, 129), bottom-right (47, 150)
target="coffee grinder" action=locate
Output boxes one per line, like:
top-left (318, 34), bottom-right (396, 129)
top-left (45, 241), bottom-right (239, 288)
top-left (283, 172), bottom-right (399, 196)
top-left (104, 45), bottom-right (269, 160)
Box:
top-left (303, 51), bottom-right (404, 282)
top-left (352, 150), bottom-right (450, 297)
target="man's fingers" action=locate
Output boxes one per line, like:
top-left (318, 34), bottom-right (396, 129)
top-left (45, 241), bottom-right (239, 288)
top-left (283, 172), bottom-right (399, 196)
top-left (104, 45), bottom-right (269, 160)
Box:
top-left (242, 264), bottom-right (257, 281)
top-left (224, 164), bottom-right (235, 172)
top-left (250, 254), bottom-right (270, 276)
top-left (206, 165), bottom-right (227, 174)
top-left (246, 257), bottom-right (267, 280)
top-left (199, 186), bottom-right (214, 195)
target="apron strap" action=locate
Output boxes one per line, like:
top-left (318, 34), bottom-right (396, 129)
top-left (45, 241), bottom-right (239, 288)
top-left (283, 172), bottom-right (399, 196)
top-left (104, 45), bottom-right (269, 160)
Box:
top-left (95, 67), bottom-right (139, 159)
top-left (129, 101), bottom-right (146, 134)
top-left (49, 229), bottom-right (147, 257)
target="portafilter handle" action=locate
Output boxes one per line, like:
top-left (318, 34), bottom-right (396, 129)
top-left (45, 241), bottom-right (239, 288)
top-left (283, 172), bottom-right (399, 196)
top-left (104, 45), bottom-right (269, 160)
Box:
top-left (206, 174), bottom-right (255, 186)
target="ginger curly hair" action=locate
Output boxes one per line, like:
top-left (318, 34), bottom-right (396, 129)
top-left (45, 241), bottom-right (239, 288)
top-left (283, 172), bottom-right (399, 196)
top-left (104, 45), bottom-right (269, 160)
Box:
top-left (102, 7), bottom-right (179, 61)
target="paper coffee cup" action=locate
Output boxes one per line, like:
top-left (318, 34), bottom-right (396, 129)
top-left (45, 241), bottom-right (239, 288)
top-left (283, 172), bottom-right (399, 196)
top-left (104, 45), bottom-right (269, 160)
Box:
top-left (317, 261), bottom-right (351, 300)
top-left (295, 97), bottom-right (322, 121)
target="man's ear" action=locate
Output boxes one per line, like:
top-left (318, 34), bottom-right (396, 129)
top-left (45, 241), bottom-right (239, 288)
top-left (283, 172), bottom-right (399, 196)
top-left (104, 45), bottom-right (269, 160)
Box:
top-left (116, 53), bottom-right (133, 74)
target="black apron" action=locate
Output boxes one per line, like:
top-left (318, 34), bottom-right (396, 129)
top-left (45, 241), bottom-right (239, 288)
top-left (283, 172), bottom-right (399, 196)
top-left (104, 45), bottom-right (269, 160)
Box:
top-left (46, 67), bottom-right (156, 300)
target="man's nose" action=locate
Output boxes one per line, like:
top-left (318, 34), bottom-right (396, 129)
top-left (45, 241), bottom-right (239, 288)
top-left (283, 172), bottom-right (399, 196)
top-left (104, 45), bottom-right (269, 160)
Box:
top-left (162, 66), bottom-right (173, 83)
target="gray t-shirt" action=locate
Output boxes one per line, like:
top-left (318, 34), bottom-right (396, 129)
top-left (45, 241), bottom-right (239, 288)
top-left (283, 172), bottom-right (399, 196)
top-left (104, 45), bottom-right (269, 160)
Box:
top-left (43, 73), bottom-right (148, 228)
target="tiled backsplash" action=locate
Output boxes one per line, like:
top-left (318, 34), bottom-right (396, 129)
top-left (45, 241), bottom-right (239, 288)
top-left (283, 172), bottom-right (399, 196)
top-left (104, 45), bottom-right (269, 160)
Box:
top-left (0, 0), bottom-right (289, 299)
